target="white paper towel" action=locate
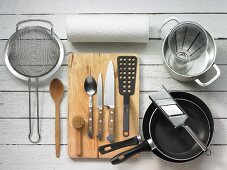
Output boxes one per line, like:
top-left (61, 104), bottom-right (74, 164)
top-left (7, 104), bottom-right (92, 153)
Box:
top-left (67, 15), bottom-right (150, 43)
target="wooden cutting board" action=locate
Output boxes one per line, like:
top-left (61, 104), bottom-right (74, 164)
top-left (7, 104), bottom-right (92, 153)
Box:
top-left (68, 53), bottom-right (139, 159)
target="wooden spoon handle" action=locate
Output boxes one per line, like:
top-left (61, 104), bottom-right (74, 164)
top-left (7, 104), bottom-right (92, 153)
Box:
top-left (76, 129), bottom-right (82, 156)
top-left (55, 103), bottom-right (60, 158)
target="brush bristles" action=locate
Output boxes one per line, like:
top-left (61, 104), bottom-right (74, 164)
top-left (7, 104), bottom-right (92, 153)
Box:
top-left (72, 116), bottom-right (85, 129)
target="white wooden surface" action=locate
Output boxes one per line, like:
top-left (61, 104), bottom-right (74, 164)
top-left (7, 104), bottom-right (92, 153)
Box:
top-left (0, 0), bottom-right (227, 170)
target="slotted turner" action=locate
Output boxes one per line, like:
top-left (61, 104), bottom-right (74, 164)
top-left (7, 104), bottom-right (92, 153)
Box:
top-left (117, 56), bottom-right (137, 137)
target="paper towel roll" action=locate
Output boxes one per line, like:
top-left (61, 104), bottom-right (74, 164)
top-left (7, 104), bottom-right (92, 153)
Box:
top-left (67, 15), bottom-right (150, 43)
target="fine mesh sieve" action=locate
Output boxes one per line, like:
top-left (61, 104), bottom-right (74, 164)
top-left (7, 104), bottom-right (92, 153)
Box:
top-left (8, 27), bottom-right (60, 77)
top-left (4, 19), bottom-right (64, 143)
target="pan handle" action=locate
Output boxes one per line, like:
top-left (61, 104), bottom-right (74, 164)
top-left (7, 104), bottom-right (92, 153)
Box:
top-left (99, 136), bottom-right (141, 154)
top-left (111, 139), bottom-right (153, 165)
top-left (195, 64), bottom-right (221, 87)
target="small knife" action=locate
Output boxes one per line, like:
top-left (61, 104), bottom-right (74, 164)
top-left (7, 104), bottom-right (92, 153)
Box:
top-left (104, 61), bottom-right (115, 143)
top-left (96, 73), bottom-right (103, 140)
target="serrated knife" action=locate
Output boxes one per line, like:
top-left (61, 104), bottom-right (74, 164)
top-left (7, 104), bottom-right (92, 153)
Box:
top-left (96, 73), bottom-right (103, 140)
top-left (104, 61), bottom-right (115, 143)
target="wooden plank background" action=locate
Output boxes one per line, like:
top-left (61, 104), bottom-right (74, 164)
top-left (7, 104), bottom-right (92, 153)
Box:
top-left (0, 0), bottom-right (227, 169)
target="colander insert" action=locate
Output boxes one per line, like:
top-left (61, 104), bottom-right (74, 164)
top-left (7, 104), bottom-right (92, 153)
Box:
top-left (168, 22), bottom-right (208, 74)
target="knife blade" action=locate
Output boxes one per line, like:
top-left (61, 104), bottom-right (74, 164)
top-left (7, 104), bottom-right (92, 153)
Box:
top-left (104, 61), bottom-right (115, 143)
top-left (96, 73), bottom-right (103, 140)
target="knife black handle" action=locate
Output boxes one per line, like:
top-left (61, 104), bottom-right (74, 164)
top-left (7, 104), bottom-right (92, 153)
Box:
top-left (123, 95), bottom-right (130, 137)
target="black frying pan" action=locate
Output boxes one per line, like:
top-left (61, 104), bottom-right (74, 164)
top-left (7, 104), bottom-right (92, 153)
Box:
top-left (99, 92), bottom-right (214, 164)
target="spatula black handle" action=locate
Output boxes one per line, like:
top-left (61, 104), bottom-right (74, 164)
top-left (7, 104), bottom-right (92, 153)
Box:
top-left (123, 95), bottom-right (130, 137)
top-left (99, 136), bottom-right (140, 154)
top-left (111, 139), bottom-right (151, 165)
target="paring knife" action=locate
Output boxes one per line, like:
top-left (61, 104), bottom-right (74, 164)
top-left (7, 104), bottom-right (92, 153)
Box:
top-left (104, 61), bottom-right (115, 143)
top-left (96, 73), bottom-right (103, 140)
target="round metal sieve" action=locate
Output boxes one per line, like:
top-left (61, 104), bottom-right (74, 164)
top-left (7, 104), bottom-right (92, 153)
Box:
top-left (4, 19), bottom-right (64, 143)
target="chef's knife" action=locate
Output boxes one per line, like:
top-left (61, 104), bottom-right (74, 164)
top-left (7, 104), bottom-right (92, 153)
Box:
top-left (96, 73), bottom-right (103, 140)
top-left (104, 61), bottom-right (115, 143)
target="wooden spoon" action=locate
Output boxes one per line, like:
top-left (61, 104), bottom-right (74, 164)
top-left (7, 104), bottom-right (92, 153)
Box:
top-left (50, 78), bottom-right (64, 158)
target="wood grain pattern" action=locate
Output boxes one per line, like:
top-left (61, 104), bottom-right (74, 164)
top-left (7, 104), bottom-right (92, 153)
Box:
top-left (68, 53), bottom-right (139, 158)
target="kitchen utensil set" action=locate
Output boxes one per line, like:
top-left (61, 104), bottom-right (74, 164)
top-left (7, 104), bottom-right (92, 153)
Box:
top-left (83, 59), bottom-right (137, 143)
top-left (83, 58), bottom-right (138, 143)
top-left (68, 53), bottom-right (139, 159)
top-left (83, 62), bottom-right (114, 141)
top-left (4, 17), bottom-right (219, 164)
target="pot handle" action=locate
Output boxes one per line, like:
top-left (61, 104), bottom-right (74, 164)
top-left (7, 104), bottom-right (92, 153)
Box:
top-left (99, 136), bottom-right (141, 154)
top-left (195, 64), bottom-right (221, 87)
top-left (158, 16), bottom-right (180, 40)
top-left (16, 19), bottom-right (54, 34)
top-left (111, 139), bottom-right (152, 165)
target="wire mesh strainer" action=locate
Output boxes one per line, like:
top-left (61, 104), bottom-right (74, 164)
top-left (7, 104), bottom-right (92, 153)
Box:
top-left (4, 19), bottom-right (64, 143)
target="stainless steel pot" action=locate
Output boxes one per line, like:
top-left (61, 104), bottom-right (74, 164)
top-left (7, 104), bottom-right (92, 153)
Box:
top-left (159, 17), bottom-right (220, 87)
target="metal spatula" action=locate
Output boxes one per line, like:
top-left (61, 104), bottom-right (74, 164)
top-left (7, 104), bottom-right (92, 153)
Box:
top-left (150, 86), bottom-right (211, 155)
